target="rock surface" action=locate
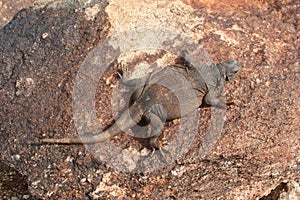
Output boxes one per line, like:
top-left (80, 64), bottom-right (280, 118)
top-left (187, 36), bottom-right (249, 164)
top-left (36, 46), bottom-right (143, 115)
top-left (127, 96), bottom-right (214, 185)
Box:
top-left (0, 0), bottom-right (299, 199)
top-left (0, 0), bottom-right (53, 28)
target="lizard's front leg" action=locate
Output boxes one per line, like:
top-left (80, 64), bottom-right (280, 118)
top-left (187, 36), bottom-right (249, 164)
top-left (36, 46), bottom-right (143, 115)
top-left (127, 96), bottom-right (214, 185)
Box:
top-left (204, 90), bottom-right (226, 108)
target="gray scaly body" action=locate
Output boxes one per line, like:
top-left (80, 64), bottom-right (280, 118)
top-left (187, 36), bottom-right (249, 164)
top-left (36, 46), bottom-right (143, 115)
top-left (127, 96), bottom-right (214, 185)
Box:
top-left (41, 59), bottom-right (242, 148)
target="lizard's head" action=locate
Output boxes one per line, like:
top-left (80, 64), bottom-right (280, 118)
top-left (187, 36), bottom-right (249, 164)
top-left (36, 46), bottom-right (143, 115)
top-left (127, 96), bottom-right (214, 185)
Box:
top-left (219, 59), bottom-right (242, 81)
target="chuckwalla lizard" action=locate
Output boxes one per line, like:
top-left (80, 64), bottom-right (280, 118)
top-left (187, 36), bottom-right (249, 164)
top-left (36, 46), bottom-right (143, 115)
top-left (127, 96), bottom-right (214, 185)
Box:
top-left (41, 59), bottom-right (242, 148)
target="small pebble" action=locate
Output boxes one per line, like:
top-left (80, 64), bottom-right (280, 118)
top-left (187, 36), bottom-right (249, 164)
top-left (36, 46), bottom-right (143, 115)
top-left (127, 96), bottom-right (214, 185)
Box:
top-left (42, 32), bottom-right (49, 39)
top-left (12, 154), bottom-right (21, 161)
top-left (171, 170), bottom-right (178, 176)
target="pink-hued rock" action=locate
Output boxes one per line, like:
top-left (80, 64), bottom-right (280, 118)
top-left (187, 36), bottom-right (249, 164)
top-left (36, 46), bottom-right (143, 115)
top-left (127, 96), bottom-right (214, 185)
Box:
top-left (0, 0), bottom-right (298, 199)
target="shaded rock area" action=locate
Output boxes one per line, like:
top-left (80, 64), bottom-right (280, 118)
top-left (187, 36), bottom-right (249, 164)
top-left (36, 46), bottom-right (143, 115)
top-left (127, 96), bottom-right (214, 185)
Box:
top-left (0, 0), bottom-right (299, 199)
top-left (0, 161), bottom-right (33, 199)
top-left (0, 0), bottom-right (53, 29)
top-left (0, 0), bottom-right (111, 199)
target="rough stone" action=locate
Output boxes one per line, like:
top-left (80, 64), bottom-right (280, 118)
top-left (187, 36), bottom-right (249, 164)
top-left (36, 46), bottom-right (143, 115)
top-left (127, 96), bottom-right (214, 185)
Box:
top-left (0, 0), bottom-right (299, 199)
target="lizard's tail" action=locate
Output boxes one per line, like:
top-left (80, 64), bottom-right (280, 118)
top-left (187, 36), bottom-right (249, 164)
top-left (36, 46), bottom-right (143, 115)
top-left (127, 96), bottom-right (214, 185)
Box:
top-left (41, 124), bottom-right (121, 144)
top-left (41, 108), bottom-right (141, 144)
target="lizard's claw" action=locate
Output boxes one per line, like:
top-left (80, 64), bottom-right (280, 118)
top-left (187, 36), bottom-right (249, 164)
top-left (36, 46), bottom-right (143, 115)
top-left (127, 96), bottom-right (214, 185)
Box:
top-left (149, 137), bottom-right (170, 163)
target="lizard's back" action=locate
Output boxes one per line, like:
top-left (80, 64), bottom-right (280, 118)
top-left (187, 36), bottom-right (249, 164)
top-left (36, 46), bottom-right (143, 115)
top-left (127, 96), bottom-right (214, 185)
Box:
top-left (131, 64), bottom-right (208, 121)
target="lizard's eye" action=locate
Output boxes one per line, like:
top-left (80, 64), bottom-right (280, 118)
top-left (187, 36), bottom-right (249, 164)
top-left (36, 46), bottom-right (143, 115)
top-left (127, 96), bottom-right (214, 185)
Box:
top-left (232, 69), bottom-right (240, 74)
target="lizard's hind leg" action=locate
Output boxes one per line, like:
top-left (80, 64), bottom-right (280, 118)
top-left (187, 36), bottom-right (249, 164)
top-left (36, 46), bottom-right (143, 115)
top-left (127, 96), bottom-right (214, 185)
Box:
top-left (143, 107), bottom-right (171, 162)
top-left (143, 104), bottom-right (168, 150)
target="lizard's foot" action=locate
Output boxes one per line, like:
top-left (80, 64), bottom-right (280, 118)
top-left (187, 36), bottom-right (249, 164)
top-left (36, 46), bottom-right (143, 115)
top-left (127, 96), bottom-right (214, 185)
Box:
top-left (149, 136), bottom-right (167, 150)
top-left (149, 137), bottom-right (170, 162)
top-left (149, 137), bottom-right (160, 157)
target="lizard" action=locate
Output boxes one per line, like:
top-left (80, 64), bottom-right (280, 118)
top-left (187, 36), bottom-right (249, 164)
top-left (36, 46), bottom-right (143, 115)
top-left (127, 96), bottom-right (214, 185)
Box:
top-left (41, 59), bottom-right (242, 149)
